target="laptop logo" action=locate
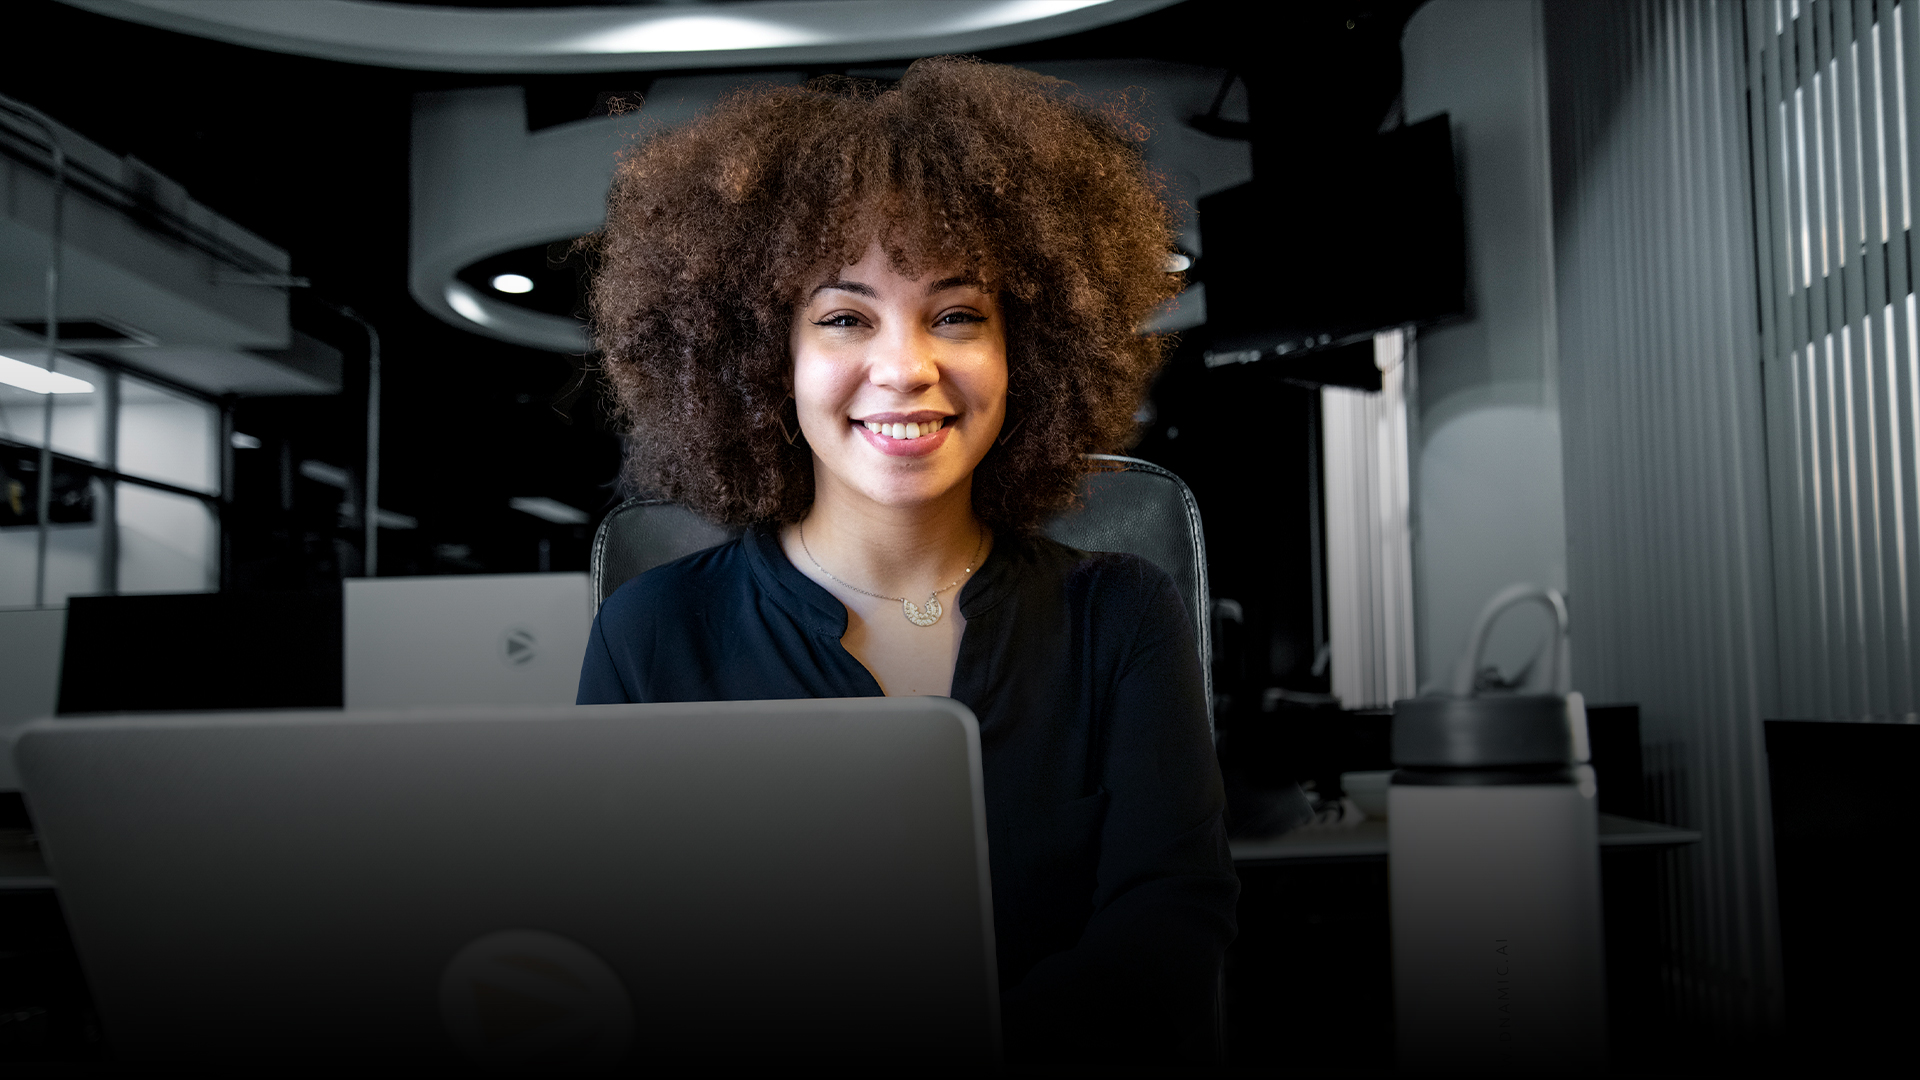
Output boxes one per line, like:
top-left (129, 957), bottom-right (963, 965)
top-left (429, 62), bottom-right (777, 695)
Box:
top-left (503, 627), bottom-right (537, 665)
top-left (440, 929), bottom-right (634, 1068)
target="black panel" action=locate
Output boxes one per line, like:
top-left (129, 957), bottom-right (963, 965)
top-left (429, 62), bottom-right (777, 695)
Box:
top-left (1586, 704), bottom-right (1646, 819)
top-left (56, 591), bottom-right (343, 714)
top-left (1227, 861), bottom-right (1394, 1072)
top-left (1765, 719), bottom-right (1918, 1070)
top-left (0, 891), bottom-right (105, 1062)
top-left (1199, 113), bottom-right (1468, 360)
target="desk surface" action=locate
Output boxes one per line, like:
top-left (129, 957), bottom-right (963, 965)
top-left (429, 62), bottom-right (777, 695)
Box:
top-left (0, 815), bottom-right (1705, 890)
top-left (1229, 812), bottom-right (1703, 865)
top-left (1, 827), bottom-right (52, 890)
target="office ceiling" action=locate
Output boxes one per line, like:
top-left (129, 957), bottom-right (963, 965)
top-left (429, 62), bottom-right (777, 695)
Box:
top-left (58, 0), bottom-right (1180, 72)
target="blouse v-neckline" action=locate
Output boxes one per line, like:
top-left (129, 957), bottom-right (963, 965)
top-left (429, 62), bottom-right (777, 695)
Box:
top-left (739, 522), bottom-right (1016, 698)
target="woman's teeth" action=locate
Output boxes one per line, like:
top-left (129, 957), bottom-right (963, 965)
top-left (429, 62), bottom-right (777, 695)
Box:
top-left (863, 420), bottom-right (942, 439)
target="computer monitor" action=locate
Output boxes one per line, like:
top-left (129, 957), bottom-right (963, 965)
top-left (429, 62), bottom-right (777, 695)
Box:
top-left (13, 698), bottom-right (1000, 1069)
top-left (57, 590), bottom-right (342, 715)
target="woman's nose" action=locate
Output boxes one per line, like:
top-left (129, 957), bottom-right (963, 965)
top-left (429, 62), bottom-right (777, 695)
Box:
top-left (867, 327), bottom-right (939, 392)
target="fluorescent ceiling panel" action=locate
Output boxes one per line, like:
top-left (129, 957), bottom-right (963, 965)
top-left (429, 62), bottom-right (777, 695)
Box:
top-left (60, 1), bottom-right (1177, 73)
top-left (0, 354), bottom-right (96, 394)
top-left (509, 497), bottom-right (589, 526)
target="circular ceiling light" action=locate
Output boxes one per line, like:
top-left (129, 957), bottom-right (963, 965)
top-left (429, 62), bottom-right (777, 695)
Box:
top-left (490, 273), bottom-right (534, 295)
top-left (59, 0), bottom-right (1178, 73)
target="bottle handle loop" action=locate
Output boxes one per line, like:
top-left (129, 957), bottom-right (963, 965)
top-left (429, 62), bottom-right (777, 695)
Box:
top-left (1450, 584), bottom-right (1570, 698)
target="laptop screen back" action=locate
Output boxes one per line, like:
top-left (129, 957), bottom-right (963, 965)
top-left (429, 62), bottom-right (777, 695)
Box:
top-left (14, 698), bottom-right (1000, 1069)
top-left (344, 573), bottom-right (591, 708)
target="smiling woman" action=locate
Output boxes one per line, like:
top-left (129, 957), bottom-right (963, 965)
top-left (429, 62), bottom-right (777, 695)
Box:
top-left (577, 57), bottom-right (1234, 1066)
top-left (586, 58), bottom-right (1176, 532)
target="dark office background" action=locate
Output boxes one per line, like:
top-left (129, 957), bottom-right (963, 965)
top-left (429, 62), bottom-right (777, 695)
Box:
top-left (0, 0), bottom-right (1423, 711)
top-left (0, 1), bottom-right (1432, 1069)
top-left (7, 1), bottom-right (1912, 1075)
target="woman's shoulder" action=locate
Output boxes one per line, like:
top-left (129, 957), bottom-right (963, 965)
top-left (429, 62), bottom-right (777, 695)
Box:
top-left (595, 535), bottom-right (751, 627)
top-left (1018, 532), bottom-right (1180, 592)
top-left (999, 533), bottom-right (1200, 681)
top-left (1007, 534), bottom-right (1186, 627)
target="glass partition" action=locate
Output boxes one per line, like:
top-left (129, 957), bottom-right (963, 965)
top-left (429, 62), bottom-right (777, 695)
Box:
top-left (0, 476), bottom-right (106, 607)
top-left (0, 353), bottom-right (108, 463)
top-left (5, 353), bottom-right (228, 605)
top-left (118, 482), bottom-right (217, 594)
top-left (118, 375), bottom-right (218, 494)
top-left (0, 526), bottom-right (34, 609)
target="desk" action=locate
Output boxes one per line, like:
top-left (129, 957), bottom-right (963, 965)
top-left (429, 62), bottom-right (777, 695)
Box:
top-left (1225, 813), bottom-right (1700, 1073)
top-left (2, 817), bottom-right (1703, 1068)
top-left (0, 814), bottom-right (1706, 892)
top-left (1230, 812), bottom-right (1702, 865)
top-left (0, 827), bottom-right (51, 891)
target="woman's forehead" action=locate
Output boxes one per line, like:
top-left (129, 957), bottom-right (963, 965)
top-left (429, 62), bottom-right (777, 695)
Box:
top-left (802, 229), bottom-right (993, 295)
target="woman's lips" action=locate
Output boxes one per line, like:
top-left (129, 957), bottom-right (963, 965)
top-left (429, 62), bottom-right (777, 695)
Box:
top-left (854, 417), bottom-right (952, 457)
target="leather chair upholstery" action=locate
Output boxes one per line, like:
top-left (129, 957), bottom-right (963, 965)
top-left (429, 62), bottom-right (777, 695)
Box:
top-left (589, 501), bottom-right (740, 612)
top-left (589, 454), bottom-right (1213, 733)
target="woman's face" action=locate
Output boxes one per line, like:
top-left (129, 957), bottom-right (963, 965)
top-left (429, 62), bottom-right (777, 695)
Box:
top-left (790, 241), bottom-right (1008, 515)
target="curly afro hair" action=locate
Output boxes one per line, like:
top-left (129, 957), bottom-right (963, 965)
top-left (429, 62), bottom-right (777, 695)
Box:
top-left (586, 57), bottom-right (1183, 532)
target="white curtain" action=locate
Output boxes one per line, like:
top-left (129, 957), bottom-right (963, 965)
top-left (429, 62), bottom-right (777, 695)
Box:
top-left (1323, 329), bottom-right (1419, 708)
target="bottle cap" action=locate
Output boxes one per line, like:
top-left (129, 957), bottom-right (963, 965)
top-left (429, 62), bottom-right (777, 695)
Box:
top-left (1391, 694), bottom-right (1580, 768)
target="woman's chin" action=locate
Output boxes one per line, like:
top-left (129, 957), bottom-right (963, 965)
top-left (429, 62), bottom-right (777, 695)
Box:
top-left (818, 467), bottom-right (974, 516)
top-left (856, 482), bottom-right (972, 515)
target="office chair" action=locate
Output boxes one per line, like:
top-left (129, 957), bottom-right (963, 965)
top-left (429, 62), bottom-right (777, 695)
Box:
top-left (589, 453), bottom-right (1214, 734)
top-left (588, 452), bottom-right (1225, 1062)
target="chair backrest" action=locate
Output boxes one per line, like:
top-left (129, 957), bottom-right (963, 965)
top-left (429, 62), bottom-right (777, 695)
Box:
top-left (590, 501), bottom-right (741, 613)
top-left (589, 454), bottom-right (1213, 731)
top-left (1043, 455), bottom-right (1212, 727)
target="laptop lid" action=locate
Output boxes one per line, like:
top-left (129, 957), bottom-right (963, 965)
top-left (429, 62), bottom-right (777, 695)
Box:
top-left (14, 698), bottom-right (999, 1069)
top-left (344, 573), bottom-right (590, 708)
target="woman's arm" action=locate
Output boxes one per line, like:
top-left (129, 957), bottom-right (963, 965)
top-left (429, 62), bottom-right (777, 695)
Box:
top-left (999, 561), bottom-right (1239, 1063)
top-left (575, 610), bottom-right (633, 705)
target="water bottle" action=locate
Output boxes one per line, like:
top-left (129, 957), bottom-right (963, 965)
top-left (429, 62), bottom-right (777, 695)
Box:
top-left (1389, 585), bottom-right (1606, 1074)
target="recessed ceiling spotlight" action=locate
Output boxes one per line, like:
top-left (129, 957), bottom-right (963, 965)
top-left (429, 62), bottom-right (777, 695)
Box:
top-left (491, 273), bottom-right (535, 295)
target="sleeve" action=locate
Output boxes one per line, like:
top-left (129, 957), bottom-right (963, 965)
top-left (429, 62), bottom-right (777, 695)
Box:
top-left (1000, 561), bottom-right (1239, 1064)
top-left (576, 608), bottom-right (635, 704)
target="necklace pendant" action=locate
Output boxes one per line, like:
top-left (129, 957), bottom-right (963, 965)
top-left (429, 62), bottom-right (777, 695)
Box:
top-left (902, 594), bottom-right (943, 627)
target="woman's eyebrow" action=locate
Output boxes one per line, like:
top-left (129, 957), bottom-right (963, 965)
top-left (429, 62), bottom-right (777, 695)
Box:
top-left (927, 276), bottom-right (982, 295)
top-left (811, 279), bottom-right (876, 299)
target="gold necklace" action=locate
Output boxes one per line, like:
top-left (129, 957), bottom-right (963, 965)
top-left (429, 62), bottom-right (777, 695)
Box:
top-left (798, 524), bottom-right (985, 627)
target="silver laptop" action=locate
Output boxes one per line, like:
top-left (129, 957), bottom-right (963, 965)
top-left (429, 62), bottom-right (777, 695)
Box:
top-left (344, 573), bottom-right (592, 708)
top-left (13, 698), bottom-right (1000, 1069)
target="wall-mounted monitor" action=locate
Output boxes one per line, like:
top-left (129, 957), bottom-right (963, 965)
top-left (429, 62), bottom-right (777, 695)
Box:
top-left (1199, 113), bottom-right (1468, 364)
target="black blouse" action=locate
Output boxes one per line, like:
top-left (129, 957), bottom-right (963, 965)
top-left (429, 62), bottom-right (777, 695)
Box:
top-left (576, 523), bottom-right (1238, 1062)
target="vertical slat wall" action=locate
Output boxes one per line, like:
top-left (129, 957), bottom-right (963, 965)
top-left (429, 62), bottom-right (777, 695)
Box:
top-left (1752, 0), bottom-right (1920, 724)
top-left (1546, 0), bottom-right (1786, 1034)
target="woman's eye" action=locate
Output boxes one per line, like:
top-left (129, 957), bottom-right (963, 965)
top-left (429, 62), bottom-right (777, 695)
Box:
top-left (936, 311), bottom-right (987, 326)
top-left (813, 313), bottom-right (864, 328)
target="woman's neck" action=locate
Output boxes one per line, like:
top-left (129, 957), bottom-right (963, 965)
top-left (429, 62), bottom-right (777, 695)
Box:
top-left (791, 479), bottom-right (988, 600)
